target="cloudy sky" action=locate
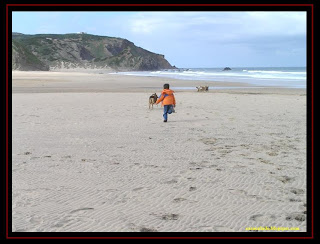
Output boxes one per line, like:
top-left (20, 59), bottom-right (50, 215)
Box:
top-left (12, 11), bottom-right (307, 68)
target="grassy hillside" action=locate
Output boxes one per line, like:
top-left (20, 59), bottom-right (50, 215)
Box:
top-left (12, 40), bottom-right (49, 71)
top-left (12, 33), bottom-right (175, 71)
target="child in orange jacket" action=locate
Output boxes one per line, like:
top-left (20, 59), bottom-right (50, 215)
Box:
top-left (156, 83), bottom-right (176, 122)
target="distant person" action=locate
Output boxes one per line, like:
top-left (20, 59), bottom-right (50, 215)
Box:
top-left (156, 83), bottom-right (176, 122)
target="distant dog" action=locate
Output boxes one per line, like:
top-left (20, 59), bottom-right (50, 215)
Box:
top-left (196, 86), bottom-right (209, 92)
top-left (196, 86), bottom-right (205, 92)
top-left (149, 93), bottom-right (158, 109)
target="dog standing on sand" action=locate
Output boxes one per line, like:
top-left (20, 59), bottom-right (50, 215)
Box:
top-left (149, 93), bottom-right (158, 109)
top-left (196, 85), bottom-right (209, 92)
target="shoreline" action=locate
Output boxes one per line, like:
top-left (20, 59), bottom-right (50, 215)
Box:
top-left (12, 71), bottom-right (306, 95)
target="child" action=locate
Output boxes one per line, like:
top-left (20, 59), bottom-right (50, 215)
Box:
top-left (156, 83), bottom-right (176, 122)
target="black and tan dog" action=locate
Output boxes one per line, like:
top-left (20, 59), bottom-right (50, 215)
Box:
top-left (149, 93), bottom-right (158, 109)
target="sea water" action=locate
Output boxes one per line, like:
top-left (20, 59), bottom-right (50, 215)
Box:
top-left (111, 67), bottom-right (306, 89)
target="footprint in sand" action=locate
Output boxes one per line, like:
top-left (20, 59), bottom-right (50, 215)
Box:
top-left (289, 188), bottom-right (305, 195)
top-left (259, 158), bottom-right (274, 165)
top-left (229, 189), bottom-right (247, 196)
top-left (29, 156), bottom-right (40, 160)
top-left (139, 227), bottom-right (158, 232)
top-left (289, 198), bottom-right (302, 202)
top-left (213, 226), bottom-right (234, 232)
top-left (286, 213), bottom-right (306, 222)
top-left (200, 138), bottom-right (217, 145)
top-left (164, 179), bottom-right (178, 184)
top-left (173, 198), bottom-right (187, 203)
top-left (161, 213), bottom-right (179, 220)
top-left (145, 164), bottom-right (158, 168)
top-left (70, 208), bottom-right (94, 214)
top-left (189, 167), bottom-right (202, 171)
top-left (276, 176), bottom-right (295, 184)
top-left (250, 214), bottom-right (277, 222)
top-left (187, 177), bottom-right (196, 181)
top-left (132, 187), bottom-right (144, 191)
top-left (267, 152), bottom-right (278, 156)
top-left (249, 214), bottom-right (265, 222)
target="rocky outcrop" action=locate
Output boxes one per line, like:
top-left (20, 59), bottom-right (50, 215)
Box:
top-left (12, 33), bottom-right (175, 71)
top-left (223, 67), bottom-right (232, 71)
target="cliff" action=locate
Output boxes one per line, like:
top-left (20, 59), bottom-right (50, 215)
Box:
top-left (12, 33), bottom-right (175, 71)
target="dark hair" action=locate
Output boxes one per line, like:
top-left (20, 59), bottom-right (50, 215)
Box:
top-left (163, 83), bottom-right (170, 89)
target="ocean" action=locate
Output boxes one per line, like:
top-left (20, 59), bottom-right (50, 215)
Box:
top-left (111, 67), bottom-right (306, 89)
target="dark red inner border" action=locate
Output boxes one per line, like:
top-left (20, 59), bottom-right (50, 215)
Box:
top-left (5, 3), bottom-right (314, 239)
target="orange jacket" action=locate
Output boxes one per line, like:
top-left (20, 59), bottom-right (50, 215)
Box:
top-left (156, 89), bottom-right (176, 106)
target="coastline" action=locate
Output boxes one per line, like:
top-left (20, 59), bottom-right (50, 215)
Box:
top-left (12, 70), bottom-right (307, 232)
top-left (12, 70), bottom-right (306, 95)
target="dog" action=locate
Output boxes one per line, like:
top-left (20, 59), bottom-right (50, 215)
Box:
top-left (196, 86), bottom-right (209, 92)
top-left (149, 93), bottom-right (158, 109)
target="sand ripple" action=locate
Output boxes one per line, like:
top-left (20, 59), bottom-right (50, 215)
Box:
top-left (12, 91), bottom-right (306, 232)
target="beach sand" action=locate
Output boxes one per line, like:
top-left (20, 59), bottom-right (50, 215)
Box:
top-left (12, 71), bottom-right (307, 232)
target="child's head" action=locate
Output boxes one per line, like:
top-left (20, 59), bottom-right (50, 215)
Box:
top-left (163, 83), bottom-right (170, 89)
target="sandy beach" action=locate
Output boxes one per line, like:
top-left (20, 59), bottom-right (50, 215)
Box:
top-left (12, 71), bottom-right (307, 233)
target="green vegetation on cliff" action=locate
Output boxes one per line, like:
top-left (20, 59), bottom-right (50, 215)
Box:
top-left (12, 40), bottom-right (49, 71)
top-left (12, 33), bottom-right (175, 71)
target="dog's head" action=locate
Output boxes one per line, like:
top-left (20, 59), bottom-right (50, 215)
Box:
top-left (150, 93), bottom-right (158, 99)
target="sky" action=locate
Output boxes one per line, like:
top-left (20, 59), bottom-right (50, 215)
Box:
top-left (12, 11), bottom-right (307, 68)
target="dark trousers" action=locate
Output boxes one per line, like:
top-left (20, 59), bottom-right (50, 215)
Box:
top-left (163, 105), bottom-right (173, 121)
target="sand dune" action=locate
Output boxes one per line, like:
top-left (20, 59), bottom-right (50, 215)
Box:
top-left (12, 72), bottom-right (307, 232)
